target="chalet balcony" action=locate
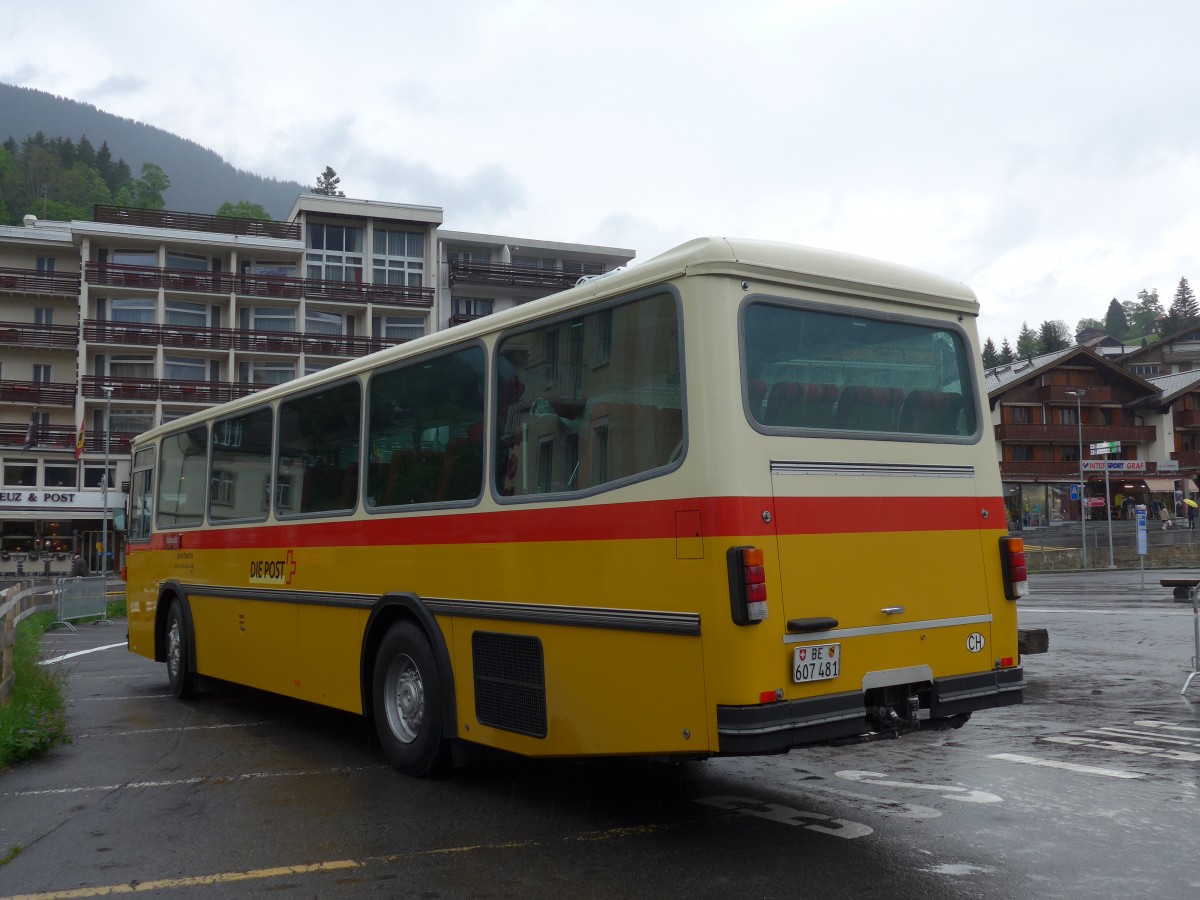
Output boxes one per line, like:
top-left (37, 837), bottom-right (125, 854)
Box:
top-left (0, 380), bottom-right (76, 405)
top-left (1037, 384), bottom-right (1113, 404)
top-left (1159, 348), bottom-right (1200, 364)
top-left (1174, 409), bottom-right (1200, 429)
top-left (0, 422), bottom-right (137, 454)
top-left (1172, 451), bottom-right (1200, 468)
top-left (998, 461), bottom-right (1083, 480)
top-left (0, 321), bottom-right (80, 347)
top-left (93, 204), bottom-right (302, 241)
top-left (994, 423), bottom-right (1156, 444)
top-left (84, 263), bottom-right (434, 308)
top-left (0, 265), bottom-right (80, 296)
top-left (83, 320), bottom-right (403, 356)
top-left (449, 259), bottom-right (589, 291)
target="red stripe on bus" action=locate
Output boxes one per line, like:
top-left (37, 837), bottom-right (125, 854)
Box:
top-left (136, 495), bottom-right (1006, 553)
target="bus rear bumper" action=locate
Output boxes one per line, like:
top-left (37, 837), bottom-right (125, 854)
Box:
top-left (716, 667), bottom-right (1024, 755)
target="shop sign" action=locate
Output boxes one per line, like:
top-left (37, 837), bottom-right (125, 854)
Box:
top-left (1082, 461), bottom-right (1147, 472)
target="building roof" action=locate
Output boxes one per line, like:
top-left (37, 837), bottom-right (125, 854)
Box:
top-left (984, 344), bottom-right (1159, 398)
top-left (1141, 369), bottom-right (1200, 406)
top-left (984, 347), bottom-right (1077, 393)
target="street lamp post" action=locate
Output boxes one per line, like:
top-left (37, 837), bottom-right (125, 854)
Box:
top-left (101, 386), bottom-right (113, 600)
top-left (1067, 390), bottom-right (1088, 569)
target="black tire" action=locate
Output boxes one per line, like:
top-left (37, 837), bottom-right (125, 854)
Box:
top-left (372, 622), bottom-right (446, 777)
top-left (164, 600), bottom-right (195, 699)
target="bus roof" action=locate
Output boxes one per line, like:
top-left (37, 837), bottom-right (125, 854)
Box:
top-left (132, 237), bottom-right (978, 445)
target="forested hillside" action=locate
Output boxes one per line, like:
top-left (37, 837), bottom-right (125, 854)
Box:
top-left (0, 83), bottom-right (304, 219)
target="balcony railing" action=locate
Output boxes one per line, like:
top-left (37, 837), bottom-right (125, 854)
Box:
top-left (0, 266), bottom-right (80, 295)
top-left (83, 320), bottom-right (404, 357)
top-left (1037, 384), bottom-right (1113, 404)
top-left (0, 423), bottom-right (136, 454)
top-left (0, 380), bottom-right (76, 405)
top-left (448, 260), bottom-right (589, 291)
top-left (1175, 410), bottom-right (1200, 429)
top-left (84, 262), bottom-right (434, 307)
top-left (0, 321), bottom-right (80, 347)
top-left (1172, 451), bottom-right (1200, 468)
top-left (998, 461), bottom-right (1083, 479)
top-left (93, 205), bottom-right (302, 241)
top-left (994, 423), bottom-right (1156, 443)
top-left (82, 375), bottom-right (265, 404)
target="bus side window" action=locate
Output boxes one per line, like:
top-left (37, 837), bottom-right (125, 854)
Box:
top-left (278, 380), bottom-right (362, 515)
top-left (366, 345), bottom-right (485, 508)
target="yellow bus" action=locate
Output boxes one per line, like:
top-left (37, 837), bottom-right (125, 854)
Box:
top-left (125, 237), bottom-right (1025, 776)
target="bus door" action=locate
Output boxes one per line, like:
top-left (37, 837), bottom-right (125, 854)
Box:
top-left (769, 460), bottom-right (995, 695)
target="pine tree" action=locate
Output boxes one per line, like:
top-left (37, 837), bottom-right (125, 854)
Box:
top-left (1038, 319), bottom-right (1071, 352)
top-left (1016, 321), bottom-right (1040, 359)
top-left (1104, 298), bottom-right (1128, 338)
top-left (1170, 277), bottom-right (1198, 324)
top-left (982, 337), bottom-right (999, 369)
top-left (312, 166), bottom-right (344, 197)
top-left (999, 338), bottom-right (1015, 363)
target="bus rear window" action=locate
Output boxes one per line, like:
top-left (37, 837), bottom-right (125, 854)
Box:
top-left (743, 301), bottom-right (978, 438)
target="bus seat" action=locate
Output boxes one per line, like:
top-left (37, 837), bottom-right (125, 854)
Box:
top-left (899, 390), bottom-right (963, 434)
top-left (436, 438), bottom-right (483, 501)
top-left (748, 379), bottom-right (769, 418)
top-left (381, 450), bottom-right (441, 506)
top-left (833, 386), bottom-right (904, 432)
top-left (763, 382), bottom-right (840, 428)
top-left (337, 462), bottom-right (359, 509)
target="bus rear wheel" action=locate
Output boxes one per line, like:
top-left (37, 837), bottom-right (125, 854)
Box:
top-left (372, 622), bottom-right (446, 777)
top-left (165, 601), bottom-right (194, 699)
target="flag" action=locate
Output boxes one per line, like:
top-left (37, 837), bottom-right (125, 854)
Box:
top-left (74, 417), bottom-right (86, 460)
top-left (22, 413), bottom-right (36, 450)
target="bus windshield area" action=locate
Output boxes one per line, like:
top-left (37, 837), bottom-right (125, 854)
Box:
top-left (743, 300), bottom-right (978, 438)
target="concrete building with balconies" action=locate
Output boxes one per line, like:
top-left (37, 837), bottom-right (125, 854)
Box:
top-left (0, 196), bottom-right (635, 574)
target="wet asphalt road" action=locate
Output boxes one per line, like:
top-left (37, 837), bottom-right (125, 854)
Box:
top-left (1, 571), bottom-right (1199, 899)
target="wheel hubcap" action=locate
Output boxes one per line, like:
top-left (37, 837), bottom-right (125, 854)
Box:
top-left (384, 654), bottom-right (424, 744)
top-left (167, 619), bottom-right (181, 679)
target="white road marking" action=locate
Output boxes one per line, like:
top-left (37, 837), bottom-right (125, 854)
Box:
top-left (73, 722), bottom-right (268, 739)
top-left (989, 752), bottom-right (1144, 779)
top-left (73, 694), bottom-right (172, 701)
top-left (1020, 608), bottom-right (1190, 616)
top-left (1, 766), bottom-right (386, 798)
top-left (1134, 719), bottom-right (1200, 733)
top-left (38, 643), bottom-right (126, 665)
top-left (835, 771), bottom-right (1001, 803)
top-left (696, 795), bottom-right (872, 838)
top-left (1042, 734), bottom-right (1200, 762)
top-left (797, 783), bottom-right (941, 820)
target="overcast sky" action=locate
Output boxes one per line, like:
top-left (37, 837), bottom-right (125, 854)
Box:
top-left (4, 1), bottom-right (1199, 348)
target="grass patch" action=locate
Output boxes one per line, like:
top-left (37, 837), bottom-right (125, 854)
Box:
top-left (0, 611), bottom-right (70, 770)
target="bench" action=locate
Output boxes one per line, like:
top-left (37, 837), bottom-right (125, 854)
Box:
top-left (1160, 579), bottom-right (1200, 600)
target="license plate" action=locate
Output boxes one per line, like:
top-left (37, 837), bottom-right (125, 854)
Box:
top-left (793, 643), bottom-right (840, 684)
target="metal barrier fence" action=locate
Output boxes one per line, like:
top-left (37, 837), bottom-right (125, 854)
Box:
top-left (52, 576), bottom-right (113, 632)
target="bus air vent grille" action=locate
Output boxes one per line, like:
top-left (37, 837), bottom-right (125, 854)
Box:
top-left (471, 631), bottom-right (548, 739)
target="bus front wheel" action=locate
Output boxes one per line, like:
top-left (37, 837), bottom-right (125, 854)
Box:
top-left (165, 601), bottom-right (194, 699)
top-left (372, 622), bottom-right (446, 777)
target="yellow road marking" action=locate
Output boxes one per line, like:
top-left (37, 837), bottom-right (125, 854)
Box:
top-left (0, 822), bottom-right (688, 899)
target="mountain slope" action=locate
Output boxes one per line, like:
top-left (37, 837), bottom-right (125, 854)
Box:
top-left (1, 83), bottom-right (305, 219)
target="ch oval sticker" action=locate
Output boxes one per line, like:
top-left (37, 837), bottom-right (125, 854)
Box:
top-left (966, 632), bottom-right (986, 653)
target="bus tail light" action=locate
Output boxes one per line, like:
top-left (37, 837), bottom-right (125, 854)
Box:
top-left (1000, 537), bottom-right (1027, 600)
top-left (728, 546), bottom-right (768, 625)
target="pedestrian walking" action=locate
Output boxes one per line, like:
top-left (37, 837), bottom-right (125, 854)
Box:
top-left (70, 553), bottom-right (89, 576)
top-left (1160, 505), bottom-right (1172, 530)
top-left (1189, 505), bottom-right (1196, 530)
